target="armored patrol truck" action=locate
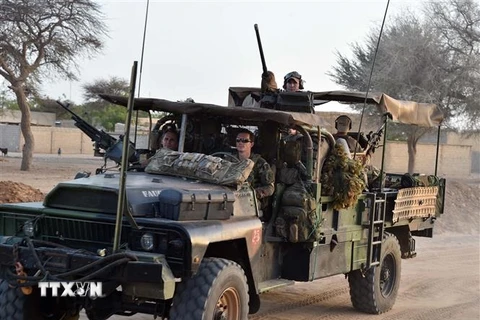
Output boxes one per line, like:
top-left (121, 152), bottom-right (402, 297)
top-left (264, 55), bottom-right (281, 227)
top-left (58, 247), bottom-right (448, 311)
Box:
top-left (0, 88), bottom-right (445, 320)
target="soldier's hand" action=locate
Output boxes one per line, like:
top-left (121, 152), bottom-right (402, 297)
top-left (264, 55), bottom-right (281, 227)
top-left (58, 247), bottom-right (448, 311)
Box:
top-left (261, 71), bottom-right (277, 92)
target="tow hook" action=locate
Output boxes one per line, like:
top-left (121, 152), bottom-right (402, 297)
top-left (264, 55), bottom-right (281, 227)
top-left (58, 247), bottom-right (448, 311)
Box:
top-left (14, 262), bottom-right (33, 295)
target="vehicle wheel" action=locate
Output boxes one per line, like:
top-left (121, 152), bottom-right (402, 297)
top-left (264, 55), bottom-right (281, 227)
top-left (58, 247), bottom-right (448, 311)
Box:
top-left (0, 280), bottom-right (41, 320)
top-left (0, 280), bottom-right (79, 320)
top-left (170, 258), bottom-right (249, 320)
top-left (348, 233), bottom-right (401, 314)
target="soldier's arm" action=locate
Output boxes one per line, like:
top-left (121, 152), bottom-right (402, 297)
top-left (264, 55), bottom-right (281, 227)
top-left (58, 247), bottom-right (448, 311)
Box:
top-left (254, 159), bottom-right (275, 199)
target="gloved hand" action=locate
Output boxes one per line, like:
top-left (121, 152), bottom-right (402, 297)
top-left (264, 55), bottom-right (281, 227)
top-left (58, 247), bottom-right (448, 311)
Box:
top-left (261, 71), bottom-right (278, 92)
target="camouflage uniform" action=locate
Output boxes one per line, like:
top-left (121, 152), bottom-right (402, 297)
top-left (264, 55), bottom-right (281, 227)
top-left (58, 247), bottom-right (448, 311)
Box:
top-left (237, 153), bottom-right (274, 200)
top-left (249, 154), bottom-right (275, 199)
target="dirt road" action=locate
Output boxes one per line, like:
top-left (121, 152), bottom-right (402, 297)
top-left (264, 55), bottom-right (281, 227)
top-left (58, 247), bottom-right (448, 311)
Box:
top-left (1, 154), bottom-right (479, 320)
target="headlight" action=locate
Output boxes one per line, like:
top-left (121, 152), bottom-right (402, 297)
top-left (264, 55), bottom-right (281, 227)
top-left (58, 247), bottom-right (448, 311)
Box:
top-left (140, 233), bottom-right (155, 251)
top-left (23, 221), bottom-right (36, 237)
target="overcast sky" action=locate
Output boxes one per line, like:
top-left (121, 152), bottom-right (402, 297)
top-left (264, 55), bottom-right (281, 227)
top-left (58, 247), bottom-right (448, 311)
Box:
top-left (41, 0), bottom-right (422, 109)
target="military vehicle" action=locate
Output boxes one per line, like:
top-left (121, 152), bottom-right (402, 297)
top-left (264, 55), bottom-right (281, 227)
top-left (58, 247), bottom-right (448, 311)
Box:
top-left (0, 77), bottom-right (446, 319)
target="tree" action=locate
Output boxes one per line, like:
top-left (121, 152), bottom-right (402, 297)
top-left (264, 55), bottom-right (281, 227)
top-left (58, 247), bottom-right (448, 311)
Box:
top-left (329, 1), bottom-right (480, 173)
top-left (424, 0), bottom-right (480, 130)
top-left (0, 0), bottom-right (107, 170)
top-left (81, 77), bottom-right (130, 131)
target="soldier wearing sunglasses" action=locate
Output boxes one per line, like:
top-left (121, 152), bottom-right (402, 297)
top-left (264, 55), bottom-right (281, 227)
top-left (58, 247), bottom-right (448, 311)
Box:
top-left (235, 129), bottom-right (275, 206)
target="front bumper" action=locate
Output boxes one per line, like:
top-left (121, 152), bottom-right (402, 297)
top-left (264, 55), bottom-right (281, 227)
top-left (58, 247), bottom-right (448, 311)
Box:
top-left (0, 239), bottom-right (175, 300)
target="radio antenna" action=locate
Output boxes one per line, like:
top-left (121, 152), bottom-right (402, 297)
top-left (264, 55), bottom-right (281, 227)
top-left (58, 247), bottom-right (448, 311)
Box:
top-left (134, 0), bottom-right (150, 146)
top-left (354, 0), bottom-right (390, 154)
top-left (137, 0), bottom-right (150, 98)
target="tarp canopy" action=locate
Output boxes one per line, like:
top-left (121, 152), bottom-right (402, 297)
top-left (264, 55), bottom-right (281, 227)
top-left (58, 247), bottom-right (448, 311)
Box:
top-left (99, 94), bottom-right (330, 127)
top-left (228, 88), bottom-right (444, 128)
top-left (313, 91), bottom-right (444, 127)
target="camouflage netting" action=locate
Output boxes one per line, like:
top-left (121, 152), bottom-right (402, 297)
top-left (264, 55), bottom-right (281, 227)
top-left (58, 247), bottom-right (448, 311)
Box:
top-left (0, 181), bottom-right (44, 203)
top-left (321, 145), bottom-right (366, 210)
top-left (146, 149), bottom-right (254, 186)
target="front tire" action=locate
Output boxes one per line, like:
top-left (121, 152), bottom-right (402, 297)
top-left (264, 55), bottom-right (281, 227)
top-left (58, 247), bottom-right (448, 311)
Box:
top-left (348, 233), bottom-right (402, 314)
top-left (0, 280), bottom-right (79, 320)
top-left (170, 258), bottom-right (249, 320)
top-left (0, 280), bottom-right (41, 320)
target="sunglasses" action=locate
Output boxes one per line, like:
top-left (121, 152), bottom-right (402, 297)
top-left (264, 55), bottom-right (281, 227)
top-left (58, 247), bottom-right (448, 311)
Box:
top-left (236, 138), bottom-right (251, 143)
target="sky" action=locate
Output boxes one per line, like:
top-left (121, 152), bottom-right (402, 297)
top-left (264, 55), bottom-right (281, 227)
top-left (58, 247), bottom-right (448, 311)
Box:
top-left (40, 0), bottom-right (423, 109)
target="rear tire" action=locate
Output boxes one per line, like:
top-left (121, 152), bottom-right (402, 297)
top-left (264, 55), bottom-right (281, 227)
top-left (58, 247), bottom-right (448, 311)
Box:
top-left (348, 233), bottom-right (401, 314)
top-left (170, 258), bottom-right (249, 320)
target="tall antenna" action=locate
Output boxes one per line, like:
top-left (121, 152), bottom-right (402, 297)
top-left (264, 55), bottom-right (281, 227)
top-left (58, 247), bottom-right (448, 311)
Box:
top-left (355, 0), bottom-right (390, 151)
top-left (353, 0), bottom-right (391, 192)
top-left (137, 0), bottom-right (150, 98)
top-left (134, 0), bottom-right (150, 146)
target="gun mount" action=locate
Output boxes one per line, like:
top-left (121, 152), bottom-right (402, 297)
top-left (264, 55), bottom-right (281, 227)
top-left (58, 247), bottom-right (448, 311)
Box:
top-left (56, 101), bottom-right (137, 167)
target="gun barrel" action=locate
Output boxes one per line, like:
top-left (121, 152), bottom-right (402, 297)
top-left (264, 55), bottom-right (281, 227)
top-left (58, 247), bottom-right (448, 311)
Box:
top-left (56, 100), bottom-right (77, 117)
top-left (254, 24), bottom-right (268, 74)
top-left (56, 100), bottom-right (117, 151)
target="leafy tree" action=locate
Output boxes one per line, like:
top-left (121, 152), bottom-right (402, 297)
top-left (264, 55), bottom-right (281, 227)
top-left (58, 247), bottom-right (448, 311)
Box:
top-left (0, 0), bottom-right (107, 170)
top-left (329, 1), bottom-right (480, 173)
top-left (81, 77), bottom-right (130, 131)
top-left (424, 0), bottom-right (480, 129)
top-left (82, 77), bottom-right (130, 103)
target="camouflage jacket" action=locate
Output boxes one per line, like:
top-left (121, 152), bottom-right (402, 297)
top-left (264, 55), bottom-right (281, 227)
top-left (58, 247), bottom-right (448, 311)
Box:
top-left (237, 153), bottom-right (275, 199)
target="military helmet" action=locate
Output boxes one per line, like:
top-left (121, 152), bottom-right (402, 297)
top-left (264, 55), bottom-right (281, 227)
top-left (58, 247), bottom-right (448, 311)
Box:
top-left (283, 71), bottom-right (304, 90)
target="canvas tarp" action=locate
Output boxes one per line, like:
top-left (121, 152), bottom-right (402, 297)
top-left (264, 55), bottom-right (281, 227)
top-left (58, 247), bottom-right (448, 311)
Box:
top-left (311, 91), bottom-right (444, 127)
top-left (227, 88), bottom-right (444, 128)
top-left (99, 94), bottom-right (329, 127)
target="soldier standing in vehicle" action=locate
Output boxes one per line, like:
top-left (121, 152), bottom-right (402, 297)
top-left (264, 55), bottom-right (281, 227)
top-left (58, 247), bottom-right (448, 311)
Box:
top-left (235, 129), bottom-right (274, 204)
top-left (333, 115), bottom-right (362, 158)
top-left (260, 70), bottom-right (304, 93)
top-left (283, 71), bottom-right (304, 92)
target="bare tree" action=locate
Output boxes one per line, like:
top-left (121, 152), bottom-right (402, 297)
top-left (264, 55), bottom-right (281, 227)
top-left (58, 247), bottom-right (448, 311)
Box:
top-left (329, 1), bottom-right (480, 173)
top-left (0, 0), bottom-right (107, 170)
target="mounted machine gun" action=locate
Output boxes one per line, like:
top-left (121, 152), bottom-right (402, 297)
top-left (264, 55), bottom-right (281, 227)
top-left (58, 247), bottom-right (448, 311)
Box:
top-left (56, 101), bottom-right (136, 167)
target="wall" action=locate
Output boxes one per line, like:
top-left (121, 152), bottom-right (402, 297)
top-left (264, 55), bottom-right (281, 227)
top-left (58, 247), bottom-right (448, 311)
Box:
top-left (370, 141), bottom-right (472, 177)
top-left (0, 110), bottom-right (55, 126)
top-left (14, 126), bottom-right (149, 155)
top-left (0, 124), bottom-right (21, 151)
top-left (446, 132), bottom-right (480, 173)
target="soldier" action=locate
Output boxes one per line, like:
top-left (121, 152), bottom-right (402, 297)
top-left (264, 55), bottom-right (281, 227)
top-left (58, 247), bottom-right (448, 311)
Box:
top-left (161, 129), bottom-right (179, 151)
top-left (260, 70), bottom-right (305, 93)
top-left (141, 129), bottom-right (179, 168)
top-left (282, 71), bottom-right (304, 92)
top-left (235, 129), bottom-right (275, 203)
top-left (333, 115), bottom-right (362, 158)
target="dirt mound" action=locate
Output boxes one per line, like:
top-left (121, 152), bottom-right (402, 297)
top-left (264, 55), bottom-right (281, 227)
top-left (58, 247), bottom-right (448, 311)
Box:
top-left (435, 179), bottom-right (480, 235)
top-left (0, 181), bottom-right (45, 204)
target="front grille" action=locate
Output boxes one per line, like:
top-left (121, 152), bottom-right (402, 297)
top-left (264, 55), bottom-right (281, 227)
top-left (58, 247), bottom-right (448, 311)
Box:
top-left (38, 217), bottom-right (128, 246)
top-left (1, 212), bottom-right (128, 247)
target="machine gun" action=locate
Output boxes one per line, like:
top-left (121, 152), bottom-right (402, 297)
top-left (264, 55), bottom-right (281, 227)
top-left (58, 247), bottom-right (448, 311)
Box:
top-left (56, 101), bottom-right (136, 166)
top-left (363, 119), bottom-right (388, 157)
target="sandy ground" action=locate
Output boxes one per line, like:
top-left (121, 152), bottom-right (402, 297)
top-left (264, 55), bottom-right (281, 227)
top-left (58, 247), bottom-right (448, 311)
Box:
top-left (0, 154), bottom-right (479, 320)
